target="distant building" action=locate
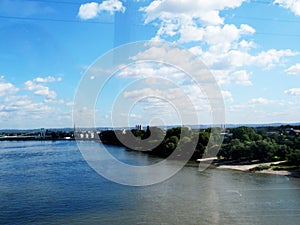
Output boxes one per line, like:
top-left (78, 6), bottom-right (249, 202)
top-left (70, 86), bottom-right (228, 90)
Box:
top-left (135, 125), bottom-right (142, 130)
top-left (40, 128), bottom-right (46, 139)
top-left (289, 129), bottom-right (300, 136)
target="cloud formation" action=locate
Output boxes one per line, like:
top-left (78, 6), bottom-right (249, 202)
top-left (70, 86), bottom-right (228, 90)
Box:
top-left (274, 0), bottom-right (300, 16)
top-left (284, 88), bottom-right (300, 96)
top-left (232, 70), bottom-right (252, 86)
top-left (142, 0), bottom-right (246, 25)
top-left (0, 77), bottom-right (72, 128)
top-left (286, 63), bottom-right (300, 75)
top-left (24, 80), bottom-right (57, 99)
top-left (0, 76), bottom-right (19, 96)
top-left (33, 76), bottom-right (62, 83)
top-left (249, 97), bottom-right (273, 105)
top-left (78, 0), bottom-right (125, 20)
top-left (139, 0), bottom-right (298, 90)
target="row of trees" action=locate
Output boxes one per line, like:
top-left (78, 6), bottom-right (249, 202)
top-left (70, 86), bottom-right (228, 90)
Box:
top-left (218, 126), bottom-right (300, 166)
top-left (99, 126), bottom-right (300, 166)
top-left (100, 126), bottom-right (219, 160)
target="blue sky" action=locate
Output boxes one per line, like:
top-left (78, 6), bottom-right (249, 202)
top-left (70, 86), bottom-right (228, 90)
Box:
top-left (1, 0), bottom-right (300, 129)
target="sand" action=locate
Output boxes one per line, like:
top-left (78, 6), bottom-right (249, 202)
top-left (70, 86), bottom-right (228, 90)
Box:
top-left (197, 158), bottom-right (300, 177)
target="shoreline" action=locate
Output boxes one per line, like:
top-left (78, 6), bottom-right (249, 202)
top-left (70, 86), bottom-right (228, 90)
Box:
top-left (198, 158), bottom-right (300, 178)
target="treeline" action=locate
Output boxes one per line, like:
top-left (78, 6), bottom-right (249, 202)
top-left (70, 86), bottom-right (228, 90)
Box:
top-left (100, 126), bottom-right (221, 160)
top-left (218, 126), bottom-right (300, 166)
top-left (99, 125), bottom-right (300, 166)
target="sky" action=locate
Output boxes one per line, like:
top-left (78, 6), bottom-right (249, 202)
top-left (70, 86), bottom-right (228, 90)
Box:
top-left (1, 0), bottom-right (300, 129)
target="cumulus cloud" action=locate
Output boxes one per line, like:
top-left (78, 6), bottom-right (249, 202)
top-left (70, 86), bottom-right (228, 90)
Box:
top-left (222, 90), bottom-right (234, 103)
top-left (24, 80), bottom-right (57, 99)
top-left (117, 63), bottom-right (186, 82)
top-left (2, 95), bottom-right (33, 112)
top-left (138, 0), bottom-right (298, 93)
top-left (274, 0), bottom-right (300, 16)
top-left (203, 24), bottom-right (255, 48)
top-left (0, 76), bottom-right (19, 96)
top-left (254, 49), bottom-right (297, 68)
top-left (142, 0), bottom-right (246, 25)
top-left (0, 94), bottom-right (71, 128)
top-left (0, 76), bottom-right (73, 128)
top-left (121, 86), bottom-right (211, 125)
top-left (285, 63), bottom-right (300, 75)
top-left (202, 48), bottom-right (297, 71)
top-left (78, 0), bottom-right (125, 20)
top-left (284, 88), bottom-right (300, 96)
top-left (232, 70), bottom-right (252, 86)
top-left (142, 3), bottom-right (253, 45)
top-left (33, 76), bottom-right (62, 83)
top-left (249, 97), bottom-right (272, 104)
top-left (123, 87), bottom-right (184, 100)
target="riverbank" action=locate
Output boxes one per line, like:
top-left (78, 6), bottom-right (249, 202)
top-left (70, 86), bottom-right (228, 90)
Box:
top-left (197, 158), bottom-right (300, 178)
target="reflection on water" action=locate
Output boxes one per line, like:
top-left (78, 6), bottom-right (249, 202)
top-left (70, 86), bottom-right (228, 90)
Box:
top-left (0, 141), bottom-right (299, 224)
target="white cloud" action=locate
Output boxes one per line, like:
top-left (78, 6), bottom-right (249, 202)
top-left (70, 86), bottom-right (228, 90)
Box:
top-left (254, 49), bottom-right (297, 68)
top-left (249, 97), bottom-right (272, 104)
top-left (0, 76), bottom-right (19, 96)
top-left (203, 24), bottom-right (255, 49)
top-left (210, 70), bottom-right (231, 86)
top-left (119, 113), bottom-right (142, 119)
top-left (193, 48), bottom-right (297, 87)
top-left (0, 94), bottom-right (72, 129)
top-left (123, 87), bottom-right (183, 100)
top-left (33, 76), bottom-right (62, 83)
top-left (1, 95), bottom-right (53, 116)
top-left (139, 1), bottom-right (298, 93)
top-left (232, 70), bottom-right (252, 86)
top-left (202, 48), bottom-right (297, 71)
top-left (141, 0), bottom-right (252, 50)
top-left (120, 86), bottom-right (209, 125)
top-left (98, 0), bottom-right (125, 13)
top-left (284, 88), bottom-right (300, 96)
top-left (0, 77), bottom-right (72, 128)
top-left (78, 0), bottom-right (125, 20)
top-left (78, 2), bottom-right (99, 20)
top-left (65, 101), bottom-right (74, 106)
top-left (117, 63), bottom-right (185, 81)
top-left (238, 40), bottom-right (256, 49)
top-left (24, 80), bottom-right (57, 99)
top-left (222, 90), bottom-right (233, 103)
top-left (142, 0), bottom-right (246, 25)
top-left (274, 0), bottom-right (300, 16)
top-left (285, 63), bottom-right (300, 75)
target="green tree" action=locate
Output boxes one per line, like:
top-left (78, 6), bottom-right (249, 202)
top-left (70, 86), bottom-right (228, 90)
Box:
top-left (232, 126), bottom-right (262, 142)
top-left (252, 140), bottom-right (277, 162)
top-left (287, 149), bottom-right (300, 167)
top-left (276, 144), bottom-right (291, 160)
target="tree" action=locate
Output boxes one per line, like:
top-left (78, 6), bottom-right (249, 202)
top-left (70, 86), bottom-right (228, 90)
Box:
top-left (230, 139), bottom-right (246, 160)
top-left (276, 144), bottom-right (291, 160)
top-left (232, 126), bottom-right (262, 142)
top-left (161, 135), bottom-right (179, 157)
top-left (193, 131), bottom-right (209, 159)
top-left (252, 140), bottom-right (277, 162)
top-left (287, 149), bottom-right (300, 167)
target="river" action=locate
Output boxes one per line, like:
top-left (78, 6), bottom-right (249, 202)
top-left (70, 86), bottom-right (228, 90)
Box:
top-left (0, 141), bottom-right (299, 224)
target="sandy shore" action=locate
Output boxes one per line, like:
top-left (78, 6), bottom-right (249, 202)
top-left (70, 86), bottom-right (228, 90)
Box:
top-left (197, 158), bottom-right (300, 177)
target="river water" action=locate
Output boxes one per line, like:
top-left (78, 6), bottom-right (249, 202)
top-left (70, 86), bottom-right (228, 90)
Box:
top-left (0, 141), bottom-right (299, 225)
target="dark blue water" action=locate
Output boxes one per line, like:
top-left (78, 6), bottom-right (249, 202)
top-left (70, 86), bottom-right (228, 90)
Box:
top-left (0, 141), bottom-right (300, 224)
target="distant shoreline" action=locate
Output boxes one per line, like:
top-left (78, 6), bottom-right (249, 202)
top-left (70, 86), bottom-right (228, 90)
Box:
top-left (0, 137), bottom-right (99, 141)
top-left (1, 135), bottom-right (300, 178)
top-left (198, 158), bottom-right (300, 178)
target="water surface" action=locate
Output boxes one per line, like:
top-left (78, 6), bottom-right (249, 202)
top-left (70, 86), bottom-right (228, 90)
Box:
top-left (0, 141), bottom-right (299, 224)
